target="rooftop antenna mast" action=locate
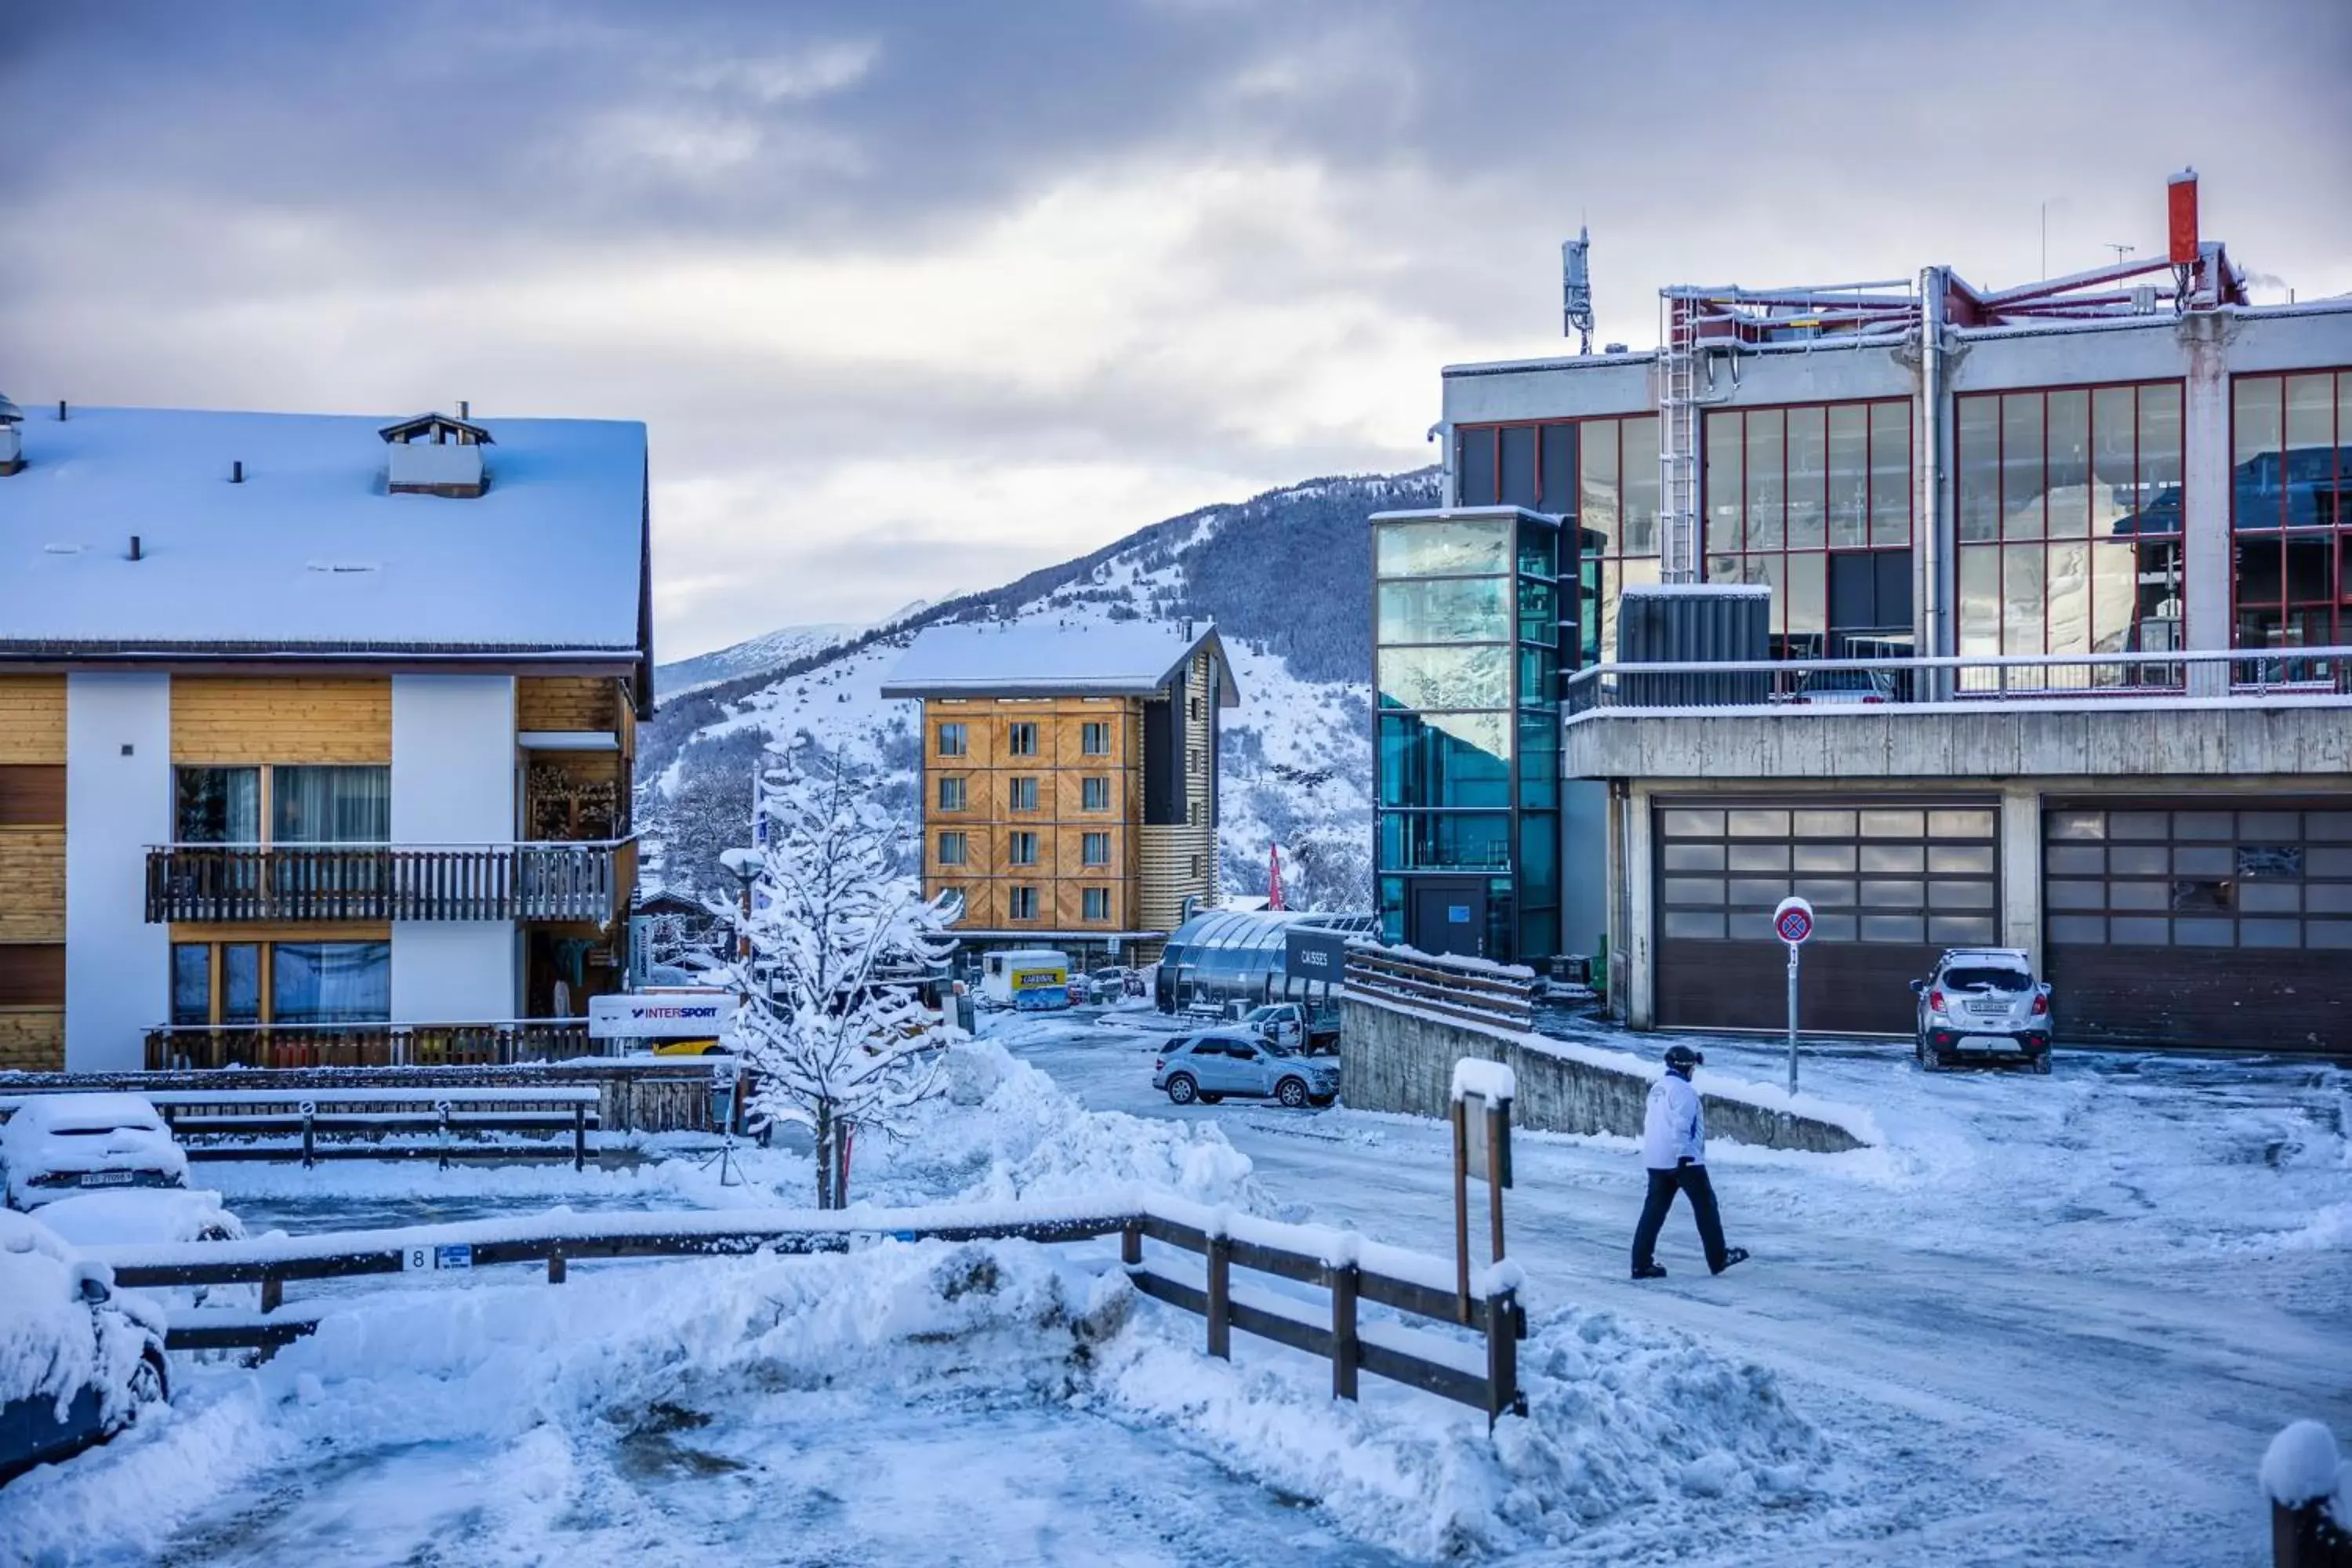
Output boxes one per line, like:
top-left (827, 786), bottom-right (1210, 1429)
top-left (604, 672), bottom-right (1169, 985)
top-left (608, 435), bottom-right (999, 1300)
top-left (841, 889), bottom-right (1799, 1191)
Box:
top-left (1561, 226), bottom-right (1595, 355)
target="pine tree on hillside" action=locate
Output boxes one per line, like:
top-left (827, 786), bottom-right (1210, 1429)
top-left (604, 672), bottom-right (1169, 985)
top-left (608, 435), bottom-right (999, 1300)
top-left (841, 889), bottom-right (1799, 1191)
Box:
top-left (712, 740), bottom-right (959, 1208)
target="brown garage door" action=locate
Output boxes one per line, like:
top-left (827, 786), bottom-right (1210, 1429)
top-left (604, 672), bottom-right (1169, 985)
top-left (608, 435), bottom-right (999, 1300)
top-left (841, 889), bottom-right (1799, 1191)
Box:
top-left (1655, 800), bottom-right (2002, 1034)
top-left (2044, 800), bottom-right (2352, 1051)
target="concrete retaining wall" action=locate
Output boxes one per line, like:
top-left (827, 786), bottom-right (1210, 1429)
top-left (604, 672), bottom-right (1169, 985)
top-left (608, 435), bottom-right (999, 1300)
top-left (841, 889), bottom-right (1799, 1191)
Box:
top-left (1341, 995), bottom-right (1867, 1155)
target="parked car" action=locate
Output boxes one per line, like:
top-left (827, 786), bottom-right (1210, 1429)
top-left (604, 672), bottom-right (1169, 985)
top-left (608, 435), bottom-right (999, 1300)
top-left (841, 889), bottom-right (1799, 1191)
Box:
top-left (1091, 966), bottom-right (1142, 999)
top-left (33, 1189), bottom-right (252, 1312)
top-left (2, 1095), bottom-right (189, 1210)
top-left (1911, 949), bottom-right (2053, 1073)
top-left (1792, 666), bottom-right (1898, 705)
top-left (0, 1210), bottom-right (170, 1485)
top-left (1152, 1029), bottom-right (1340, 1109)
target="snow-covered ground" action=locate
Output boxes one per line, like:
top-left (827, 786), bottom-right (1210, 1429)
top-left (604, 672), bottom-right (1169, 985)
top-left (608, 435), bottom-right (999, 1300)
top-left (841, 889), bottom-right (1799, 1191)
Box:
top-left (2, 1023), bottom-right (2344, 1564)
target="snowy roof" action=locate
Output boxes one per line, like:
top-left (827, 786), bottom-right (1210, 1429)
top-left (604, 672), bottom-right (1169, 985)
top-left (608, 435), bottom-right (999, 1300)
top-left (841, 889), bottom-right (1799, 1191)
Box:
top-left (878, 619), bottom-right (1240, 704)
top-left (0, 406), bottom-right (649, 658)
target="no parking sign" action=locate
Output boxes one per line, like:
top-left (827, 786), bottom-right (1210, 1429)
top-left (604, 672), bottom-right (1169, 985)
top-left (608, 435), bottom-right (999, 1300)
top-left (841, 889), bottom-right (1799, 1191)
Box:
top-left (1773, 897), bottom-right (1814, 1096)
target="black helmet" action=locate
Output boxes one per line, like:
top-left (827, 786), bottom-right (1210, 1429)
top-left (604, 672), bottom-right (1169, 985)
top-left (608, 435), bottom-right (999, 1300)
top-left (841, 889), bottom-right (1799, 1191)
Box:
top-left (1663, 1044), bottom-right (1705, 1070)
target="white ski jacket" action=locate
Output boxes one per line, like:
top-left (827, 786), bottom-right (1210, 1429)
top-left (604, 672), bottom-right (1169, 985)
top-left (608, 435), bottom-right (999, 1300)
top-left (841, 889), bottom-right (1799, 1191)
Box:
top-left (1641, 1071), bottom-right (1705, 1170)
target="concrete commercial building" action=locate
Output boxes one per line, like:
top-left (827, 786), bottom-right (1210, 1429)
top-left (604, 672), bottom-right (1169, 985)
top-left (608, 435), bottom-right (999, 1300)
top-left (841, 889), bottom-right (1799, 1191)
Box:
top-left (1384, 179), bottom-right (2352, 1049)
top-left (0, 403), bottom-right (653, 1072)
top-left (881, 620), bottom-right (1236, 966)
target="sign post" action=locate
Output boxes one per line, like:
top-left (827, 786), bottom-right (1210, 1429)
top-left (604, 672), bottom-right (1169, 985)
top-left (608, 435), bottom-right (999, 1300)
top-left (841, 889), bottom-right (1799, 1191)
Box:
top-left (1449, 1058), bottom-right (1515, 1324)
top-left (1773, 896), bottom-right (1814, 1096)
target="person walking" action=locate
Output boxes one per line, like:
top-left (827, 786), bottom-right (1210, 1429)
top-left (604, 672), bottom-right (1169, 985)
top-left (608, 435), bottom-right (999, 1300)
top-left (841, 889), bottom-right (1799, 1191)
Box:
top-left (1631, 1044), bottom-right (1749, 1279)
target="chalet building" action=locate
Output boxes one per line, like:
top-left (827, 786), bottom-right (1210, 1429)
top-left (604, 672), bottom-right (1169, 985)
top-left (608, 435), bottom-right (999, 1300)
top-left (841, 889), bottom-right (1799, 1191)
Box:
top-left (879, 621), bottom-right (1236, 966)
top-left (0, 402), bottom-right (653, 1073)
top-left (1381, 174), bottom-right (2352, 1050)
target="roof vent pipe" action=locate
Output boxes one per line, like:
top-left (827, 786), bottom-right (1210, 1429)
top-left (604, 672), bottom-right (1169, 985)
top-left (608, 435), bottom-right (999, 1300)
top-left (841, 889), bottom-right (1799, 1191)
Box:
top-left (231, 460), bottom-right (245, 484)
top-left (129, 535), bottom-right (142, 561)
top-left (458, 400), bottom-right (470, 420)
top-left (57, 400), bottom-right (67, 421)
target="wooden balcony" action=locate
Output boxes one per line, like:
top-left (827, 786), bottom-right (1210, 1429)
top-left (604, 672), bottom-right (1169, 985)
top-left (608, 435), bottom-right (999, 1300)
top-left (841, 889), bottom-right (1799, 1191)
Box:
top-left (144, 839), bottom-right (637, 926)
top-left (143, 1019), bottom-right (597, 1071)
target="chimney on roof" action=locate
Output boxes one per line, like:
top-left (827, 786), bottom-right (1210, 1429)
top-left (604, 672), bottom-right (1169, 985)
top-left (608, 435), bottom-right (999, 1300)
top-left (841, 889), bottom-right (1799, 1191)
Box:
top-left (231, 460), bottom-right (245, 484)
top-left (458, 400), bottom-right (470, 420)
top-left (56, 400), bottom-right (67, 422)
top-left (379, 411), bottom-right (491, 499)
top-left (0, 394), bottom-right (21, 476)
top-left (129, 535), bottom-right (142, 561)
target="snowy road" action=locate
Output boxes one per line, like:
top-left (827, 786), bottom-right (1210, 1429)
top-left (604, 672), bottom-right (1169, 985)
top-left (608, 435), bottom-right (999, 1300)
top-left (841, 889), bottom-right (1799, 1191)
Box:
top-left (1004, 1011), bottom-right (2352, 1564)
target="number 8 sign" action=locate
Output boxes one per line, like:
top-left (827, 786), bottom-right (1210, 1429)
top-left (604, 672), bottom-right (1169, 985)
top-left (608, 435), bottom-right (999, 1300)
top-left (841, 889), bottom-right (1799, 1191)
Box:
top-left (1773, 895), bottom-right (1815, 946)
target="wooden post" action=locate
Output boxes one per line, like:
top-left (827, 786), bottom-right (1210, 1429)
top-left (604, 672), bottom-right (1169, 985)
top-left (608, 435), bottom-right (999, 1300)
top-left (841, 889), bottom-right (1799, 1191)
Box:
top-left (1484, 1287), bottom-right (1520, 1427)
top-left (437, 1100), bottom-right (452, 1171)
top-left (1486, 1101), bottom-right (1508, 1265)
top-left (1206, 1235), bottom-right (1232, 1360)
top-left (1330, 1262), bottom-right (1359, 1401)
top-left (572, 1102), bottom-right (587, 1172)
top-left (300, 1105), bottom-right (315, 1171)
top-left (1120, 1220), bottom-right (1142, 1266)
top-left (260, 1275), bottom-right (282, 1315)
top-left (2274, 1496), bottom-right (2352, 1567)
top-left (1451, 1098), bottom-right (1472, 1324)
top-left (548, 1253), bottom-right (567, 1284)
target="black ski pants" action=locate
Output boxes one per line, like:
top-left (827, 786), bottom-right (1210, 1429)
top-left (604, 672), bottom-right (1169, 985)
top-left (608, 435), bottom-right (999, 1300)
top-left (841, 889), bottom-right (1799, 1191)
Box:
top-left (1631, 1162), bottom-right (1729, 1272)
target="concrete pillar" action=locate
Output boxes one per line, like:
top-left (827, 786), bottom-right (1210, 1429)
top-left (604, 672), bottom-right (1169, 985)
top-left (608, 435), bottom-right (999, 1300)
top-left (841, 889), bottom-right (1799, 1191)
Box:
top-left (2179, 313), bottom-right (2238, 691)
top-left (1999, 785), bottom-right (2042, 968)
top-left (1624, 781), bottom-right (1656, 1030)
top-left (65, 674), bottom-right (171, 1072)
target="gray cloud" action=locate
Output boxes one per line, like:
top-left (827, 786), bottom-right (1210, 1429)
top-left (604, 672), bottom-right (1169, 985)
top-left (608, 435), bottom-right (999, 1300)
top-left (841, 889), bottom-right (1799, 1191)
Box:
top-left (5, 1), bottom-right (2347, 658)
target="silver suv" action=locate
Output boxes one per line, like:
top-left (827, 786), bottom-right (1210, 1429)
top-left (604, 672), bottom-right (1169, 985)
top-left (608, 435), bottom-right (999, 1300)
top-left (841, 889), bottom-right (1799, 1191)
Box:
top-left (1911, 948), bottom-right (2053, 1073)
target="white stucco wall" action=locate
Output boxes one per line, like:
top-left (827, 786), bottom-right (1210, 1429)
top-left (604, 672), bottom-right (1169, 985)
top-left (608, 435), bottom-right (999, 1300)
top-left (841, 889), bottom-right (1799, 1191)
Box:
top-left (390, 675), bottom-right (517, 1022)
top-left (65, 673), bottom-right (171, 1072)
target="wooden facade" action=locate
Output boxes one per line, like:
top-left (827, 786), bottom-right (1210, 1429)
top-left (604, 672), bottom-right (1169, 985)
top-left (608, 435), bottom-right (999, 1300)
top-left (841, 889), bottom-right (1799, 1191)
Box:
top-left (0, 676), bottom-right (67, 1068)
top-left (924, 696), bottom-right (1143, 934)
top-left (916, 641), bottom-right (1225, 949)
top-left (171, 677), bottom-right (393, 764)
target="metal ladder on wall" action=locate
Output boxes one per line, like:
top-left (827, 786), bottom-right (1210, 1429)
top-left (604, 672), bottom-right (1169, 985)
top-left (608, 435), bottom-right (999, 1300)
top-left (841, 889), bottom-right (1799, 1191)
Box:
top-left (1655, 291), bottom-right (1700, 583)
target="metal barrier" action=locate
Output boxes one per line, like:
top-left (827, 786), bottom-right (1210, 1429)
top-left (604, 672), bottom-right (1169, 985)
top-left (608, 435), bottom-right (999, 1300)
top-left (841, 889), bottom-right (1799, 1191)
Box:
top-left (1343, 944), bottom-right (1537, 1033)
top-left (1565, 644), bottom-right (2352, 716)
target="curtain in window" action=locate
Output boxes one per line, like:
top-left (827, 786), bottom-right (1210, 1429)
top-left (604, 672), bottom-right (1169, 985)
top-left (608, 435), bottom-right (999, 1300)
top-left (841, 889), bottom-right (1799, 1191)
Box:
top-left (176, 768), bottom-right (260, 843)
top-left (272, 766), bottom-right (390, 843)
top-left (271, 941), bottom-right (390, 1023)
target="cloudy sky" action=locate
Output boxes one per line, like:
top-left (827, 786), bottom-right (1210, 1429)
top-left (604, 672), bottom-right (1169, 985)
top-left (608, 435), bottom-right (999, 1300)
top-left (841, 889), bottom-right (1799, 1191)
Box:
top-left (6, 2), bottom-right (2347, 660)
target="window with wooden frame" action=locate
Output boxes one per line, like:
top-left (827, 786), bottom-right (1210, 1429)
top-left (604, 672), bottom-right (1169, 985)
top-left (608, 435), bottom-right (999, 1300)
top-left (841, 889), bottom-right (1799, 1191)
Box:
top-left (1082, 832), bottom-right (1110, 866)
top-left (1008, 886), bottom-right (1039, 920)
top-left (1081, 721), bottom-right (1111, 756)
top-left (938, 831), bottom-right (967, 866)
top-left (937, 722), bottom-right (967, 757)
top-left (1082, 887), bottom-right (1110, 920)
top-left (1008, 832), bottom-right (1039, 866)
top-left (938, 775), bottom-right (967, 811)
top-left (1081, 776), bottom-right (1110, 811)
top-left (169, 938), bottom-right (390, 1026)
top-left (1008, 777), bottom-right (1039, 811)
top-left (1007, 722), bottom-right (1038, 756)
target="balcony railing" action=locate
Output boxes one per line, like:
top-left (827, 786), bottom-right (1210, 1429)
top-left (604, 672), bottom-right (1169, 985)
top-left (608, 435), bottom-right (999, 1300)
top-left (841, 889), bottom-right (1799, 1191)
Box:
top-left (144, 838), bottom-right (637, 925)
top-left (1565, 646), bottom-right (2352, 717)
top-left (143, 1018), bottom-right (597, 1071)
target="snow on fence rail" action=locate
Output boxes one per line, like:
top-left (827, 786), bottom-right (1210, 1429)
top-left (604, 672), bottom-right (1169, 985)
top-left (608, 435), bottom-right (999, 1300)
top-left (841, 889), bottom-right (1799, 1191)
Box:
top-left (1344, 942), bottom-right (1537, 1033)
top-left (95, 1193), bottom-right (1527, 1419)
top-left (2264, 1420), bottom-right (2352, 1568)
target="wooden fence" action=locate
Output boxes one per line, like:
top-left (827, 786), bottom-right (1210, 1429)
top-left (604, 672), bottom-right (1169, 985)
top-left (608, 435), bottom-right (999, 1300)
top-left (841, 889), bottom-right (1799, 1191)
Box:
top-left (93, 1199), bottom-right (1526, 1421)
top-left (1343, 945), bottom-right (1537, 1033)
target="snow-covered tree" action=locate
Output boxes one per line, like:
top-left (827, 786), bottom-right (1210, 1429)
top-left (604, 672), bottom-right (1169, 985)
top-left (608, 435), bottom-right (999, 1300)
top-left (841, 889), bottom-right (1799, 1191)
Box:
top-left (712, 741), bottom-right (958, 1208)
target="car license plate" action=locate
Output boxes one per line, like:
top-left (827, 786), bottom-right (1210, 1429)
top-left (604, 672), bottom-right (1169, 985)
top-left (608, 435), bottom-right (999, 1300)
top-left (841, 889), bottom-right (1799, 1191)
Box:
top-left (1967, 1000), bottom-right (2010, 1014)
top-left (79, 1170), bottom-right (134, 1187)
top-left (1959, 1035), bottom-right (2019, 1051)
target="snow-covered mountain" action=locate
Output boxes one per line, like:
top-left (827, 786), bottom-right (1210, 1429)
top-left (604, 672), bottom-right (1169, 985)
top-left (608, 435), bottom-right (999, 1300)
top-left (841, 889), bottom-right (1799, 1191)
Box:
top-left (655, 622), bottom-right (861, 699)
top-left (638, 468), bottom-right (1441, 913)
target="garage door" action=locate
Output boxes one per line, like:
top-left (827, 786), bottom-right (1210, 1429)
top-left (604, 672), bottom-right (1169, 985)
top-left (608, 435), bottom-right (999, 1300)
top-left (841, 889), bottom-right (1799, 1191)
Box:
top-left (1655, 800), bottom-right (2001, 1033)
top-left (2044, 801), bottom-right (2352, 1050)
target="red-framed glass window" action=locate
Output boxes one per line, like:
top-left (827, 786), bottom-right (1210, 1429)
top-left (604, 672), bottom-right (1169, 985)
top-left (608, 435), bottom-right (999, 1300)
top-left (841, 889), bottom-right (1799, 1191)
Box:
top-left (1951, 381), bottom-right (2183, 677)
top-left (1700, 398), bottom-right (1911, 658)
top-left (2230, 371), bottom-right (2352, 666)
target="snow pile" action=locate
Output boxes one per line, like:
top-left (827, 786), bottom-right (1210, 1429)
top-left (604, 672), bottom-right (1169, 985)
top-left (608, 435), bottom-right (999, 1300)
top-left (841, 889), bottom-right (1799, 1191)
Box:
top-left (871, 1040), bottom-right (1268, 1212)
top-left (0, 1236), bottom-right (1831, 1565)
top-left (2263, 1421), bottom-right (2350, 1526)
top-left (1097, 1297), bottom-right (1830, 1559)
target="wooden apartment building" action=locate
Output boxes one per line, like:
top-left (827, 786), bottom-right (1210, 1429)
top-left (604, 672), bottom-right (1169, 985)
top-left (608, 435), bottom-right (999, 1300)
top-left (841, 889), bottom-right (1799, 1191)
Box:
top-left (0, 403), bottom-right (653, 1073)
top-left (880, 622), bottom-right (1237, 963)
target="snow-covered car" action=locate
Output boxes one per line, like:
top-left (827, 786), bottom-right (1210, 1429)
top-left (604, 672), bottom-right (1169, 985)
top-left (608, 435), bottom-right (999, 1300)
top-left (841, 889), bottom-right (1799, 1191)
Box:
top-left (32, 1189), bottom-right (252, 1313)
top-left (1911, 949), bottom-right (2053, 1073)
top-left (1, 1094), bottom-right (189, 1210)
top-left (1152, 1029), bottom-right (1339, 1109)
top-left (0, 1210), bottom-right (170, 1485)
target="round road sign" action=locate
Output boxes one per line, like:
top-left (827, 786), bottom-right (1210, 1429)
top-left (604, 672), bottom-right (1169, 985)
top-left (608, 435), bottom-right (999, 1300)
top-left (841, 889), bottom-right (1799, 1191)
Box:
top-left (1773, 895), bottom-right (1815, 945)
